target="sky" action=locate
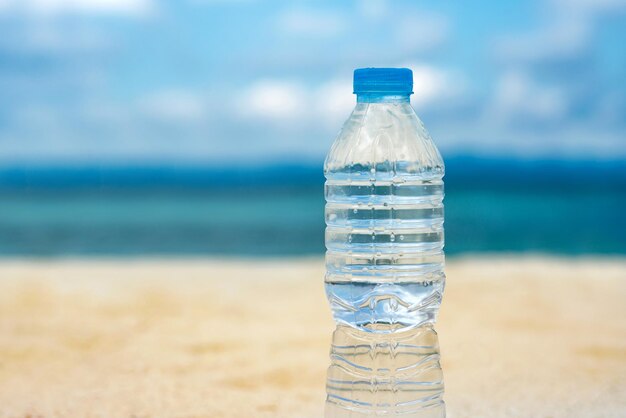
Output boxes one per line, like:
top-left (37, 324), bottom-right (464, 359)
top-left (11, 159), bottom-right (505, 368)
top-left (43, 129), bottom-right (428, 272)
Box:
top-left (0, 0), bottom-right (624, 164)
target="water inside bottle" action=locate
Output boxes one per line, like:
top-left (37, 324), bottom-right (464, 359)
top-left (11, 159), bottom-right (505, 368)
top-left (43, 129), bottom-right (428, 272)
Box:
top-left (325, 167), bottom-right (445, 332)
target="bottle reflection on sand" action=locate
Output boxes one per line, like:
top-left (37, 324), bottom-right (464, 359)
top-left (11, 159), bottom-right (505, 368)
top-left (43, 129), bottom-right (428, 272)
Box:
top-left (325, 325), bottom-right (445, 417)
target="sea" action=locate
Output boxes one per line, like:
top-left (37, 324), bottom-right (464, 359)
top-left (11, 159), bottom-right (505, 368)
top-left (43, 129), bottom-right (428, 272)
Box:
top-left (1, 156), bottom-right (624, 257)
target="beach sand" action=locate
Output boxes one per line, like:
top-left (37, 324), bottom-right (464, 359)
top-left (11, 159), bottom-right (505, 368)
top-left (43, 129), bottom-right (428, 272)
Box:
top-left (0, 257), bottom-right (624, 417)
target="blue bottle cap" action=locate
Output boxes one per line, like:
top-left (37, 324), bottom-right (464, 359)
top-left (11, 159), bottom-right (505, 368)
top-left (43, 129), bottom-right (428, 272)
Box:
top-left (353, 68), bottom-right (413, 95)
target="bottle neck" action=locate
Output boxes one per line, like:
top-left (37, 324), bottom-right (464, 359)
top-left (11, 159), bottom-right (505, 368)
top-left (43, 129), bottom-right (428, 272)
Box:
top-left (356, 93), bottom-right (411, 104)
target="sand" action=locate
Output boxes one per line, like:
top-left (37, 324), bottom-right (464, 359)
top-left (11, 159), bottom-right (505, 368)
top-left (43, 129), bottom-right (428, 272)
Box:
top-left (0, 257), bottom-right (624, 418)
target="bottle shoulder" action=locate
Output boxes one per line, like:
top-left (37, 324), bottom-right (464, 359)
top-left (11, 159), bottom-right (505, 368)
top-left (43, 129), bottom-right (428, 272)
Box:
top-left (324, 103), bottom-right (444, 178)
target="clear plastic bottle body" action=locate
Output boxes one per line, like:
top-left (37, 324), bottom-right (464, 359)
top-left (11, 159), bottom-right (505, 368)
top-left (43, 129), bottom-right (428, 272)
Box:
top-left (324, 95), bottom-right (445, 333)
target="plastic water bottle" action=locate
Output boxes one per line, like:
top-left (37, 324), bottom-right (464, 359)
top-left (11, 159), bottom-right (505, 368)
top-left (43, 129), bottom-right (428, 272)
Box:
top-left (324, 68), bottom-right (445, 416)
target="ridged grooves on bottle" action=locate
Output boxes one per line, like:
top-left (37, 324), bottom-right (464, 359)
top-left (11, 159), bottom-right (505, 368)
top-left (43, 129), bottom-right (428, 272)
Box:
top-left (325, 325), bottom-right (445, 417)
top-left (324, 171), bottom-right (444, 331)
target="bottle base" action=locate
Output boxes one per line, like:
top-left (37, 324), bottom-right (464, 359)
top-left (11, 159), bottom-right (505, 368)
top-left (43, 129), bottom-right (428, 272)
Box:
top-left (325, 325), bottom-right (445, 417)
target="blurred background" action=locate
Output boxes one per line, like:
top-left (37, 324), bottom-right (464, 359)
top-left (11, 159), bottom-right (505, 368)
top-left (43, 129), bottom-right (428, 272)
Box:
top-left (0, 0), bottom-right (625, 257)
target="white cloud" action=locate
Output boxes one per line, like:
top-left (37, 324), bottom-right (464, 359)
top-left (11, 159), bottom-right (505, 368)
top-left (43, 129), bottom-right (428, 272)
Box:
top-left (491, 72), bottom-right (568, 122)
top-left (0, 0), bottom-right (152, 15)
top-left (240, 80), bottom-right (307, 121)
top-left (411, 66), bottom-right (452, 108)
top-left (237, 78), bottom-right (354, 126)
top-left (277, 9), bottom-right (346, 38)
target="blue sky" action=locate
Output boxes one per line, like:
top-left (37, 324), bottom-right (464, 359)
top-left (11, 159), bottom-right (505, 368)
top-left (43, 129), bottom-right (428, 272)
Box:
top-left (0, 0), bottom-right (624, 163)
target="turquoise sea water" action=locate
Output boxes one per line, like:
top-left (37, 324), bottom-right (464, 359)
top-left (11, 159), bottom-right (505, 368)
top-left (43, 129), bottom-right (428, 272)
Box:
top-left (1, 158), bottom-right (624, 257)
